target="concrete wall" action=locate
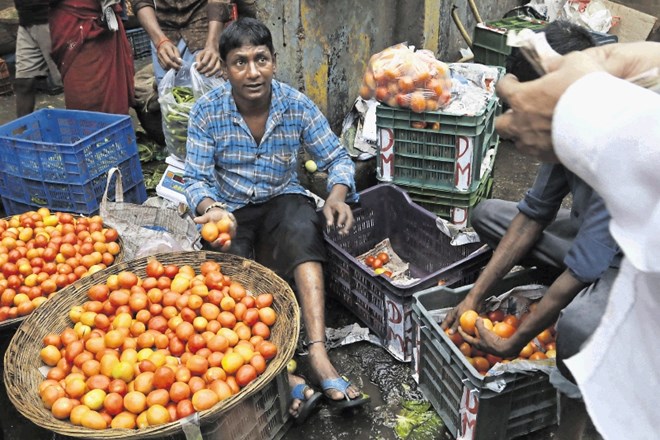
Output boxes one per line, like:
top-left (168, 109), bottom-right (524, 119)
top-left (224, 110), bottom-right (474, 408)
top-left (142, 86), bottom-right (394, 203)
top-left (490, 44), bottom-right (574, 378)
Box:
top-left (254, 0), bottom-right (522, 131)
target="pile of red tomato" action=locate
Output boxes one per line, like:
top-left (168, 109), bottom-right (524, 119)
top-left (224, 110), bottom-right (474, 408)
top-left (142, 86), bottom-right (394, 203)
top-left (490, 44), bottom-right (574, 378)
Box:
top-left (37, 259), bottom-right (279, 430)
top-left (0, 209), bottom-right (121, 323)
top-left (447, 302), bottom-right (557, 375)
top-left (364, 251), bottom-right (393, 277)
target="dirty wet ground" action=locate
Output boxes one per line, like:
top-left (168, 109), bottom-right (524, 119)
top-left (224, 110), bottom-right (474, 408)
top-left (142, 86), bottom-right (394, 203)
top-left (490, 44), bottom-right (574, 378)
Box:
top-left (0, 76), bottom-right (601, 440)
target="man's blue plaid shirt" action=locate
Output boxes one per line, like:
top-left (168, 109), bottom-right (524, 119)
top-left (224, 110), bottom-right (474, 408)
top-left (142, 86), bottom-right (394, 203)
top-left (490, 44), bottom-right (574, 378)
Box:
top-left (184, 79), bottom-right (358, 212)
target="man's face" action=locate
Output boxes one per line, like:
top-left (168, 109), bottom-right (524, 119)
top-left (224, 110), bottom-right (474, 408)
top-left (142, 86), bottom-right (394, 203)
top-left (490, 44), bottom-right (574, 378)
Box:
top-left (224, 45), bottom-right (276, 104)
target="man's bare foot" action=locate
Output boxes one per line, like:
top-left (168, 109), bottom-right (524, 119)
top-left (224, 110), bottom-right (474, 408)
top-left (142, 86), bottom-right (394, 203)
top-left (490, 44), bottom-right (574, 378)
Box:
top-left (289, 373), bottom-right (322, 423)
top-left (308, 344), bottom-right (362, 402)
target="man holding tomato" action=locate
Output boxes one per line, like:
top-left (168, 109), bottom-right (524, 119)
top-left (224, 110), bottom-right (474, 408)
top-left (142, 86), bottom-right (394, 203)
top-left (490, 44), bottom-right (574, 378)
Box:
top-left (183, 17), bottom-right (370, 423)
top-left (441, 21), bottom-right (624, 440)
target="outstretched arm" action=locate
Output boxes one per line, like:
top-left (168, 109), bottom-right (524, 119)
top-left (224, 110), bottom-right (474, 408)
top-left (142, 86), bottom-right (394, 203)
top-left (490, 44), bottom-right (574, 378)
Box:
top-left (442, 212), bottom-right (545, 331)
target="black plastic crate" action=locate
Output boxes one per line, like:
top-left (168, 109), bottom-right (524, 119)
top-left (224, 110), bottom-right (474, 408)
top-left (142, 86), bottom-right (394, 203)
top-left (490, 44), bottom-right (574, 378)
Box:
top-left (412, 270), bottom-right (559, 439)
top-left (322, 184), bottom-right (491, 361)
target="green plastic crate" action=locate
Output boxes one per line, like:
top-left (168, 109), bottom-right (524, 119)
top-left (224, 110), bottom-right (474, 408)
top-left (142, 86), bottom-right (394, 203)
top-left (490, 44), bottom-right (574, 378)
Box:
top-left (376, 93), bottom-right (501, 193)
top-left (398, 166), bottom-right (494, 228)
top-left (392, 135), bottom-right (497, 228)
top-left (412, 269), bottom-right (559, 440)
top-left (472, 16), bottom-right (547, 67)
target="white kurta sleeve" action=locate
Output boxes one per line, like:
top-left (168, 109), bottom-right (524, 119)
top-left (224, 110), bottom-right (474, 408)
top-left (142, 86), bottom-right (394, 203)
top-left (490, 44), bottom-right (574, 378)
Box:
top-left (552, 72), bottom-right (660, 440)
top-left (553, 72), bottom-right (660, 274)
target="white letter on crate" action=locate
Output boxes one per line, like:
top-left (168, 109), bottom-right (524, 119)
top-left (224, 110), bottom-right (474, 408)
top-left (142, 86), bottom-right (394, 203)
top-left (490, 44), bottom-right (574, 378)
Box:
top-left (458, 387), bottom-right (479, 440)
top-left (378, 128), bottom-right (395, 182)
top-left (455, 136), bottom-right (474, 191)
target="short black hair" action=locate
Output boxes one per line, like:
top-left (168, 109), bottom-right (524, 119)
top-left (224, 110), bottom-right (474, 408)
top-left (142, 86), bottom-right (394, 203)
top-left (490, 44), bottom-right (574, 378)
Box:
top-left (220, 17), bottom-right (275, 61)
top-left (506, 20), bottom-right (596, 82)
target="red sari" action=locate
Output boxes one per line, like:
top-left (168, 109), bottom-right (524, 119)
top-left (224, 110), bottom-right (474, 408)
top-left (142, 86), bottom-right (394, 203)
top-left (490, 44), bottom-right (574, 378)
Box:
top-left (50, 0), bottom-right (135, 114)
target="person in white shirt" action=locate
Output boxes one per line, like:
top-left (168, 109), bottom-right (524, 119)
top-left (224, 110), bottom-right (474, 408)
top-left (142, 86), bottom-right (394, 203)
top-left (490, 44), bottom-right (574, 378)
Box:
top-left (495, 41), bottom-right (660, 440)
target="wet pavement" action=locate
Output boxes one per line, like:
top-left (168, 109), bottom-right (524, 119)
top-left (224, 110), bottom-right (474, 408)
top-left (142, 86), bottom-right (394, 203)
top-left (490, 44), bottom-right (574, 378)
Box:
top-left (0, 65), bottom-right (605, 439)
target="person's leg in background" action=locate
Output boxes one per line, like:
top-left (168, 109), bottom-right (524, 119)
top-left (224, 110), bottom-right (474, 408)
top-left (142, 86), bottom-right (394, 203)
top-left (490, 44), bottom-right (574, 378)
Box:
top-left (14, 23), bottom-right (62, 117)
top-left (33, 22), bottom-right (62, 95)
top-left (14, 25), bottom-right (39, 118)
top-left (471, 198), bottom-right (576, 276)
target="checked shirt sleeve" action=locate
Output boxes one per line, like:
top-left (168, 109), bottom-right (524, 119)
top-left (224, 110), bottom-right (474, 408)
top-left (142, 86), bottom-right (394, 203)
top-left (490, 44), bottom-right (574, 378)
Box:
top-left (183, 101), bottom-right (222, 212)
top-left (300, 100), bottom-right (358, 203)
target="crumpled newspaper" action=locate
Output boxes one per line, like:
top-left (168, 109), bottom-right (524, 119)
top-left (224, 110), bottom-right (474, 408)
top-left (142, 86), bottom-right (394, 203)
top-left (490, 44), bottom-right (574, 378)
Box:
top-left (561, 0), bottom-right (612, 33)
top-left (297, 323), bottom-right (383, 355)
top-left (339, 97), bottom-right (379, 160)
top-left (356, 238), bottom-right (420, 287)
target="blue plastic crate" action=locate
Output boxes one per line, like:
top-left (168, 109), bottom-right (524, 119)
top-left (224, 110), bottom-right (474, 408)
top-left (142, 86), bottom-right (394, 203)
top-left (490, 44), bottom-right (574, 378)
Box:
top-left (0, 109), bottom-right (146, 215)
top-left (126, 27), bottom-right (152, 60)
top-left (0, 109), bottom-right (138, 183)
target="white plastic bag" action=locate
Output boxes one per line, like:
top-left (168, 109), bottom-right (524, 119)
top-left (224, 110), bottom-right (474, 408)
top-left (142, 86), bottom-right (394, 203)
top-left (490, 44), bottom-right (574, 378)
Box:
top-left (158, 62), bottom-right (224, 160)
top-left (560, 0), bottom-right (613, 33)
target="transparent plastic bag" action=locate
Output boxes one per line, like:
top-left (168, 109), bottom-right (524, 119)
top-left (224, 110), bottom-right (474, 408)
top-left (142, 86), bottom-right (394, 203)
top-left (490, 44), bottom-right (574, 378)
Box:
top-left (359, 43), bottom-right (452, 113)
top-left (158, 62), bottom-right (224, 160)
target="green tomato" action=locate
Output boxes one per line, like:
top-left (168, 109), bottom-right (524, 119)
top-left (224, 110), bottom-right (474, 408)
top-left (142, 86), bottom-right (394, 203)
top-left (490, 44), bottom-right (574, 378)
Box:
top-left (304, 160), bottom-right (318, 173)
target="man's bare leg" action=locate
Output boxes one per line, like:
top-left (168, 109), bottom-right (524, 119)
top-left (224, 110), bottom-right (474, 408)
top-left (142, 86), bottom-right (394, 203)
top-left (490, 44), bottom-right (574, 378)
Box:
top-left (293, 261), bottom-right (361, 401)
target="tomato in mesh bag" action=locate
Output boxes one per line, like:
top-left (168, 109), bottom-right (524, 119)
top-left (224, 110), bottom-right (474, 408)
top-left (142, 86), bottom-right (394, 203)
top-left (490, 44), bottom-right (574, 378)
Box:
top-left (359, 43), bottom-right (452, 112)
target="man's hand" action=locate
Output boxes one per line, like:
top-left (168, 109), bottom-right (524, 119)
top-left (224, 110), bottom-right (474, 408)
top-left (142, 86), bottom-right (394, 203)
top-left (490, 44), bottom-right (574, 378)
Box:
top-left (193, 209), bottom-right (237, 252)
top-left (322, 185), bottom-right (353, 235)
top-left (195, 48), bottom-right (222, 77)
top-left (495, 51), bottom-right (602, 162)
top-left (157, 40), bottom-right (183, 71)
top-left (495, 42), bottom-right (660, 162)
top-left (458, 319), bottom-right (519, 358)
top-left (440, 295), bottom-right (480, 333)
top-left (322, 198), bottom-right (353, 236)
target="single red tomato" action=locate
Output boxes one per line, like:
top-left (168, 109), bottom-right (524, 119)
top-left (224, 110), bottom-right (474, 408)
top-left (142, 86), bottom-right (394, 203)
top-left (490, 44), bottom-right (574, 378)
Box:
top-left (376, 252), bottom-right (390, 264)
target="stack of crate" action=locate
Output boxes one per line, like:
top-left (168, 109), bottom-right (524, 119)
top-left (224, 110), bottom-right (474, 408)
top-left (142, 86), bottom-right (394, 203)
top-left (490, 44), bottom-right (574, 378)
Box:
top-left (375, 86), bottom-right (501, 228)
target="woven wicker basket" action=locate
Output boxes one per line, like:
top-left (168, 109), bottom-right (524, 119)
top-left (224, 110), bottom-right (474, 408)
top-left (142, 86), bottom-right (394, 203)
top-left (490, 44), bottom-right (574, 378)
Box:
top-left (3, 251), bottom-right (299, 439)
top-left (0, 217), bottom-right (126, 330)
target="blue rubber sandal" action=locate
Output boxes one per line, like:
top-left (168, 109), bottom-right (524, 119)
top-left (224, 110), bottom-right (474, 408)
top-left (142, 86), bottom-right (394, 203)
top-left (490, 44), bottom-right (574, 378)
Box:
top-left (321, 376), bottom-right (371, 410)
top-left (291, 383), bottom-right (323, 425)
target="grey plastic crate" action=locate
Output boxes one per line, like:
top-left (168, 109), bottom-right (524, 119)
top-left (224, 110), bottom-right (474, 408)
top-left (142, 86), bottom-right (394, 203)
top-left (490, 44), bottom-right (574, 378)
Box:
top-left (412, 269), bottom-right (559, 439)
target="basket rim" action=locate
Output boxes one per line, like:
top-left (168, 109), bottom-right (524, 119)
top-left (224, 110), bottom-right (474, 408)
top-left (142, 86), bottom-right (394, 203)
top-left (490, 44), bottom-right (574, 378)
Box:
top-left (0, 215), bottom-right (126, 330)
top-left (3, 251), bottom-right (299, 439)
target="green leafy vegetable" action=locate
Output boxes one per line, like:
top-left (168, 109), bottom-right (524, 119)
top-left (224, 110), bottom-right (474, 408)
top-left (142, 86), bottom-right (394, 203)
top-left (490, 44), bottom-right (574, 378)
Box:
top-left (394, 400), bottom-right (445, 440)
